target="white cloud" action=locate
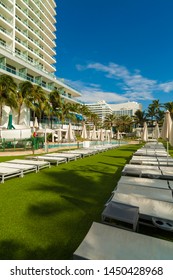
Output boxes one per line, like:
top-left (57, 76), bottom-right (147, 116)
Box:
top-left (64, 79), bottom-right (128, 103)
top-left (80, 90), bottom-right (129, 103)
top-left (159, 81), bottom-right (173, 93)
top-left (77, 62), bottom-right (173, 98)
top-left (73, 61), bottom-right (173, 103)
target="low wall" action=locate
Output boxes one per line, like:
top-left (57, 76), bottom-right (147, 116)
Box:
top-left (0, 129), bottom-right (31, 140)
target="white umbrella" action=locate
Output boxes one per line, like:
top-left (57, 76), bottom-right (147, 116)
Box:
top-left (117, 130), bottom-right (120, 140)
top-left (33, 117), bottom-right (39, 130)
top-left (161, 110), bottom-right (172, 159)
top-left (100, 128), bottom-right (104, 142)
top-left (110, 129), bottom-right (114, 139)
top-left (105, 130), bottom-right (110, 142)
top-left (91, 125), bottom-right (97, 140)
top-left (161, 111), bottom-right (172, 141)
top-left (141, 122), bottom-right (148, 142)
top-left (170, 121), bottom-right (173, 147)
top-left (65, 123), bottom-right (75, 142)
top-left (81, 123), bottom-right (87, 139)
top-left (153, 122), bottom-right (160, 140)
top-left (57, 128), bottom-right (62, 142)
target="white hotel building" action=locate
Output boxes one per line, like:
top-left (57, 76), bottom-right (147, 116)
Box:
top-left (86, 101), bottom-right (142, 122)
top-left (0, 0), bottom-right (81, 126)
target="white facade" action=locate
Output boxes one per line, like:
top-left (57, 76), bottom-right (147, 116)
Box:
top-left (0, 0), bottom-right (81, 126)
top-left (86, 100), bottom-right (112, 122)
top-left (110, 102), bottom-right (142, 117)
top-left (86, 100), bottom-right (142, 122)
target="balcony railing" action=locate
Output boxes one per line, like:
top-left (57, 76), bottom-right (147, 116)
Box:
top-left (0, 63), bottom-right (81, 102)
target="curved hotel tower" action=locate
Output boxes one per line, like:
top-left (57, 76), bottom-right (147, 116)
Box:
top-left (0, 0), bottom-right (81, 126)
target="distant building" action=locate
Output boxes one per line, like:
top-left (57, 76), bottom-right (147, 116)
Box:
top-left (110, 102), bottom-right (142, 117)
top-left (86, 101), bottom-right (142, 122)
top-left (86, 100), bottom-right (112, 122)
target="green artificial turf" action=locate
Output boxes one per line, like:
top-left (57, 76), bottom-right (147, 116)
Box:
top-left (0, 144), bottom-right (140, 260)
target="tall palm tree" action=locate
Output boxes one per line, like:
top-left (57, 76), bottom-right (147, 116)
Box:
top-left (133, 109), bottom-right (147, 127)
top-left (16, 81), bottom-right (35, 124)
top-left (30, 85), bottom-right (47, 119)
top-left (115, 115), bottom-right (133, 133)
top-left (103, 113), bottom-right (117, 129)
top-left (0, 74), bottom-right (18, 125)
top-left (146, 99), bottom-right (162, 124)
top-left (164, 102), bottom-right (173, 119)
top-left (89, 112), bottom-right (101, 128)
top-left (59, 102), bottom-right (74, 124)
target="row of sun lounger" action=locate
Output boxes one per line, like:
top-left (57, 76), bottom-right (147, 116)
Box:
top-left (29, 144), bottom-right (119, 165)
top-left (73, 142), bottom-right (173, 260)
top-left (0, 144), bottom-right (119, 183)
top-left (0, 159), bottom-right (50, 183)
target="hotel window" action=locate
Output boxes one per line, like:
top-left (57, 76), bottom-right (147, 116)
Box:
top-left (42, 81), bottom-right (46, 87)
top-left (6, 64), bottom-right (16, 74)
top-left (28, 55), bottom-right (33, 62)
top-left (0, 38), bottom-right (6, 46)
top-left (27, 73), bottom-right (34, 82)
top-left (15, 48), bottom-right (21, 55)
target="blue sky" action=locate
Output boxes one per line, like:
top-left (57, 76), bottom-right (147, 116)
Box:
top-left (55, 0), bottom-right (173, 110)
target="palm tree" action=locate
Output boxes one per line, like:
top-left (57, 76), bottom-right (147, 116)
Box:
top-left (164, 102), bottom-right (173, 119)
top-left (155, 109), bottom-right (165, 125)
top-left (30, 85), bottom-right (47, 120)
top-left (103, 113), bottom-right (117, 129)
top-left (58, 102), bottom-right (73, 125)
top-left (115, 115), bottom-right (133, 133)
top-left (147, 99), bottom-right (162, 124)
top-left (16, 81), bottom-right (35, 124)
top-left (0, 74), bottom-right (18, 125)
top-left (90, 112), bottom-right (101, 128)
top-left (133, 109), bottom-right (147, 127)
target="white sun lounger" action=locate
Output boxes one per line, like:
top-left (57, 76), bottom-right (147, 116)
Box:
top-left (118, 176), bottom-right (170, 189)
top-left (73, 222), bottom-right (173, 259)
top-left (0, 162), bottom-right (37, 174)
top-left (7, 159), bottom-right (50, 170)
top-left (111, 192), bottom-right (173, 223)
top-left (31, 156), bottom-right (67, 165)
top-left (122, 164), bottom-right (163, 178)
top-left (115, 183), bottom-right (173, 203)
top-left (59, 152), bottom-right (81, 159)
top-left (134, 150), bottom-right (169, 157)
top-left (0, 166), bottom-right (23, 183)
top-left (130, 155), bottom-right (173, 165)
top-left (68, 149), bottom-right (93, 156)
top-left (45, 153), bottom-right (77, 161)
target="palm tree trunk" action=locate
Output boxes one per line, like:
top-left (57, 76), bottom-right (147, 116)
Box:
top-left (17, 105), bottom-right (22, 124)
top-left (0, 105), bottom-right (3, 126)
